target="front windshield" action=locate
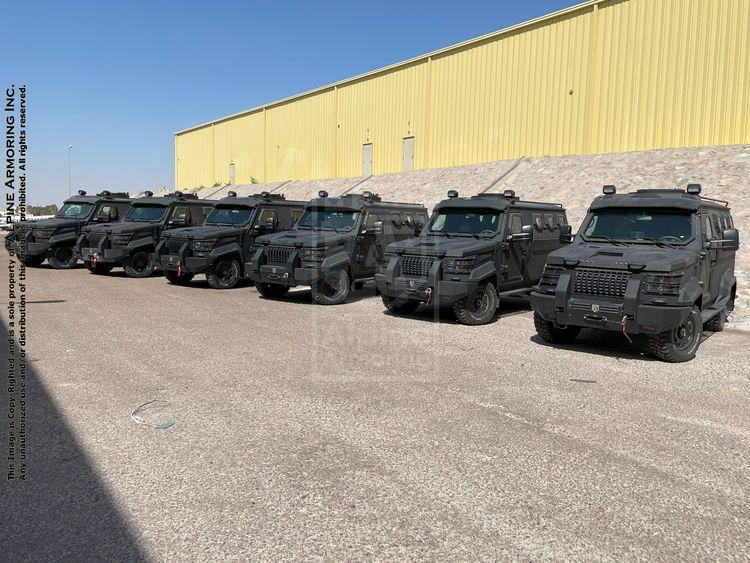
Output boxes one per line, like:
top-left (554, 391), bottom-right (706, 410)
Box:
top-left (56, 202), bottom-right (94, 219)
top-left (204, 206), bottom-right (253, 226)
top-left (296, 209), bottom-right (360, 232)
top-left (124, 205), bottom-right (167, 222)
top-left (583, 210), bottom-right (693, 244)
top-left (428, 209), bottom-right (502, 236)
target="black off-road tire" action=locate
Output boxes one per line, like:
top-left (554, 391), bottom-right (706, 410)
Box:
top-left (207, 258), bottom-right (242, 289)
top-left (85, 261), bottom-right (114, 274)
top-left (453, 281), bottom-right (499, 326)
top-left (381, 293), bottom-right (420, 315)
top-left (703, 307), bottom-right (726, 332)
top-left (123, 251), bottom-right (155, 278)
top-left (164, 270), bottom-right (194, 285)
top-left (19, 254), bottom-right (45, 267)
top-left (257, 282), bottom-right (290, 298)
top-left (312, 270), bottom-right (351, 305)
top-left (645, 306), bottom-right (702, 363)
top-left (533, 312), bottom-right (581, 344)
top-left (47, 245), bottom-right (78, 269)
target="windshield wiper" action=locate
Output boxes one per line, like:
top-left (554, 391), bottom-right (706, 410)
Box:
top-left (587, 236), bottom-right (629, 246)
top-left (637, 237), bottom-right (680, 249)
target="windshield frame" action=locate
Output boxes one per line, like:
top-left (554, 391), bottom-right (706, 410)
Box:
top-left (295, 207), bottom-right (361, 233)
top-left (579, 209), bottom-right (696, 246)
top-left (124, 204), bottom-right (169, 223)
top-left (426, 207), bottom-right (504, 237)
top-left (56, 202), bottom-right (95, 219)
top-left (203, 205), bottom-right (255, 227)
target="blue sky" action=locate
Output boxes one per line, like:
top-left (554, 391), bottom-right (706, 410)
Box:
top-left (7, 0), bottom-right (580, 205)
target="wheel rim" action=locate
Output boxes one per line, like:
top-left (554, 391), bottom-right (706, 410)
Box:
top-left (322, 271), bottom-right (346, 299)
top-left (216, 262), bottom-right (235, 284)
top-left (55, 246), bottom-right (74, 262)
top-left (467, 287), bottom-right (492, 317)
top-left (132, 254), bottom-right (149, 272)
top-left (673, 316), bottom-right (696, 350)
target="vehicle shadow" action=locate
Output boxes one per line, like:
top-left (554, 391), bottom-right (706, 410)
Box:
top-left (383, 297), bottom-right (532, 325)
top-left (255, 281), bottom-right (381, 305)
top-left (1, 318), bottom-right (146, 560)
top-left (530, 330), bottom-right (658, 362)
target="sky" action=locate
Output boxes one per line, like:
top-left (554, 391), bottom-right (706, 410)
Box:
top-left (6, 0), bottom-right (580, 205)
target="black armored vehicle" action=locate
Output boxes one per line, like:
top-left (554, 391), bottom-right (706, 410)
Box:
top-left (375, 190), bottom-right (568, 325)
top-left (154, 191), bottom-right (306, 289)
top-left (247, 191), bottom-right (428, 304)
top-left (530, 184), bottom-right (739, 362)
top-left (5, 190), bottom-right (132, 269)
top-left (76, 191), bottom-right (215, 277)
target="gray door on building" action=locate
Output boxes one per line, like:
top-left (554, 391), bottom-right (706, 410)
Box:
top-left (402, 137), bottom-right (414, 172)
top-left (229, 162), bottom-right (236, 185)
top-left (362, 143), bottom-right (373, 176)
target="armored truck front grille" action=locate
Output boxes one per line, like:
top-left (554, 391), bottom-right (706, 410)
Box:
top-left (166, 237), bottom-right (188, 254)
top-left (267, 245), bottom-right (294, 264)
top-left (87, 232), bottom-right (107, 246)
top-left (401, 256), bottom-right (433, 277)
top-left (572, 268), bottom-right (630, 298)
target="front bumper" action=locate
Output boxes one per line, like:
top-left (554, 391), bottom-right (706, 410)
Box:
top-left (157, 254), bottom-right (213, 274)
top-left (530, 291), bottom-right (692, 335)
top-left (78, 246), bottom-right (131, 265)
top-left (246, 247), bottom-right (328, 287)
top-left (5, 238), bottom-right (51, 257)
top-left (375, 273), bottom-right (476, 303)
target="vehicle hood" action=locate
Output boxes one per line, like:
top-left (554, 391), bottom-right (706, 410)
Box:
top-left (546, 243), bottom-right (698, 272)
top-left (82, 222), bottom-right (155, 236)
top-left (19, 218), bottom-right (83, 231)
top-left (161, 225), bottom-right (240, 240)
top-left (257, 230), bottom-right (351, 248)
top-left (386, 236), bottom-right (496, 258)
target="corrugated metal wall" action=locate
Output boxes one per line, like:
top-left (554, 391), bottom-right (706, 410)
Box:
top-left (174, 0), bottom-right (750, 189)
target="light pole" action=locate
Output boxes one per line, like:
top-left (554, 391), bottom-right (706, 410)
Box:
top-left (67, 145), bottom-right (74, 197)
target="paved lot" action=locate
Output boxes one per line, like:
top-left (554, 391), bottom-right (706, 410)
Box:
top-left (3, 253), bottom-right (750, 561)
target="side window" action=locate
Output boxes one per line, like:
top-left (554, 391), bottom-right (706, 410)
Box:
top-left (727, 215), bottom-right (734, 228)
top-left (555, 213), bottom-right (567, 227)
top-left (97, 204), bottom-right (119, 222)
top-left (257, 208), bottom-right (278, 228)
top-left (291, 208), bottom-right (304, 224)
top-left (509, 213), bottom-right (523, 234)
top-left (171, 206), bottom-right (192, 226)
top-left (544, 214), bottom-right (556, 231)
top-left (703, 216), bottom-right (714, 240)
top-left (201, 206), bottom-right (213, 223)
top-left (532, 214), bottom-right (544, 232)
top-left (365, 212), bottom-right (380, 229)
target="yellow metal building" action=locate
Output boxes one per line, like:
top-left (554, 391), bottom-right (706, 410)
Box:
top-left (174, 0), bottom-right (750, 189)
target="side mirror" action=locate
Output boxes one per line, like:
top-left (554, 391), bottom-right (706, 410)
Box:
top-left (414, 220), bottom-right (424, 236)
top-left (370, 221), bottom-right (383, 235)
top-left (718, 228), bottom-right (739, 251)
top-left (510, 224), bottom-right (534, 242)
top-left (169, 218), bottom-right (187, 228)
top-left (559, 224), bottom-right (573, 244)
top-left (265, 217), bottom-right (275, 230)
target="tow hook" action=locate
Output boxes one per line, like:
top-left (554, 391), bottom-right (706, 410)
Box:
top-left (283, 272), bottom-right (289, 287)
top-left (93, 253), bottom-right (100, 268)
top-left (621, 315), bottom-right (633, 344)
top-left (424, 287), bottom-right (432, 306)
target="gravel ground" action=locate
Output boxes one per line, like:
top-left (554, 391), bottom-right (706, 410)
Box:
top-left (2, 255), bottom-right (750, 561)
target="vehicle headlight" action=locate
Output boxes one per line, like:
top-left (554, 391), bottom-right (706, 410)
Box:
top-left (539, 265), bottom-right (563, 288)
top-left (642, 272), bottom-right (684, 295)
top-left (300, 247), bottom-right (327, 261)
top-left (442, 257), bottom-right (475, 274)
top-left (111, 233), bottom-right (133, 245)
top-left (34, 228), bottom-right (56, 239)
top-left (191, 239), bottom-right (215, 253)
